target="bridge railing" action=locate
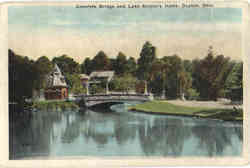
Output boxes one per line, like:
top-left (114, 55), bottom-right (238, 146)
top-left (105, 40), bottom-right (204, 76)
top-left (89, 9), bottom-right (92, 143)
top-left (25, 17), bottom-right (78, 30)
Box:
top-left (87, 95), bottom-right (150, 100)
top-left (75, 93), bottom-right (151, 98)
top-left (73, 93), bottom-right (154, 103)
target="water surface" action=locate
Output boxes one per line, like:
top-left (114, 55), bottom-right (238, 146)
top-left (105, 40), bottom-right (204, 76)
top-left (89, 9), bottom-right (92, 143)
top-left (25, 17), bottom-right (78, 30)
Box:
top-left (9, 103), bottom-right (243, 159)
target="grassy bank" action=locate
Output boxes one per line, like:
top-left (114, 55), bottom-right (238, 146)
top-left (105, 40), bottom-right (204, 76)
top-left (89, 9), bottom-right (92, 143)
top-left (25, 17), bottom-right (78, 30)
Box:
top-left (128, 101), bottom-right (243, 121)
top-left (32, 100), bottom-right (79, 111)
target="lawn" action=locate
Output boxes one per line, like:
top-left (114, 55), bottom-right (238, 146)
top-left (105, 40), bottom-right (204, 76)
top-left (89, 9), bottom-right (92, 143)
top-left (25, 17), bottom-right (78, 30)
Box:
top-left (128, 101), bottom-right (243, 121)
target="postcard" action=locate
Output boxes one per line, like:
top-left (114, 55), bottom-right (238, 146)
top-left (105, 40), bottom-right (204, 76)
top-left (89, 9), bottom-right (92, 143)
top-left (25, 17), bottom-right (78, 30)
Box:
top-left (0, 0), bottom-right (249, 167)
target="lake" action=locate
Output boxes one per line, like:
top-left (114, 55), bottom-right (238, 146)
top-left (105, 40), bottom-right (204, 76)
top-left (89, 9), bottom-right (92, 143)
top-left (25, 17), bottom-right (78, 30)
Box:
top-left (9, 102), bottom-right (243, 159)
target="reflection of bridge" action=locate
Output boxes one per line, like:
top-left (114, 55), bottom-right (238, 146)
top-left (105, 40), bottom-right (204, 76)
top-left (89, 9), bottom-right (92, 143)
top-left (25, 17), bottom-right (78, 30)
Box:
top-left (75, 94), bottom-right (153, 107)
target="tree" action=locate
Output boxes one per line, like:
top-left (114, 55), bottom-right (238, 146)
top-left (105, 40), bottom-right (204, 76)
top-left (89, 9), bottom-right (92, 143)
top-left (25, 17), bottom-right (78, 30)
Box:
top-left (110, 74), bottom-right (137, 93)
top-left (65, 74), bottom-right (86, 94)
top-left (52, 55), bottom-right (80, 75)
top-left (9, 49), bottom-right (36, 102)
top-left (109, 58), bottom-right (116, 71)
top-left (194, 46), bottom-right (233, 100)
top-left (162, 55), bottom-right (184, 98)
top-left (33, 56), bottom-right (53, 90)
top-left (226, 62), bottom-right (243, 101)
top-left (113, 52), bottom-right (127, 76)
top-left (149, 59), bottom-right (165, 96)
top-left (183, 60), bottom-right (193, 73)
top-left (137, 41), bottom-right (156, 81)
top-left (126, 57), bottom-right (137, 76)
top-left (177, 70), bottom-right (192, 98)
top-left (91, 51), bottom-right (110, 71)
top-left (81, 57), bottom-right (92, 75)
top-left (89, 84), bottom-right (105, 94)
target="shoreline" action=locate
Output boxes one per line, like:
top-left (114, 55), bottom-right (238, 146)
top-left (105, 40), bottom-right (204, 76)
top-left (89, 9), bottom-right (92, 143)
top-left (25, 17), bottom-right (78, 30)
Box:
top-left (32, 100), bottom-right (79, 111)
top-left (129, 108), bottom-right (242, 122)
top-left (128, 100), bottom-right (243, 122)
top-left (166, 100), bottom-right (242, 109)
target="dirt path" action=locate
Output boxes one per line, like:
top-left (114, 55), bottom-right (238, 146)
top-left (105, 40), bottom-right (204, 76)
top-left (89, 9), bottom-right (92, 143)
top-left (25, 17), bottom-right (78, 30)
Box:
top-left (165, 100), bottom-right (242, 109)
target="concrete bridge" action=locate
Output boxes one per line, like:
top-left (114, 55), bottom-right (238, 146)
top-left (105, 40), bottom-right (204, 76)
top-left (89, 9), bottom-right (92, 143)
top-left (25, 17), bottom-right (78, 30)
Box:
top-left (75, 93), bottom-right (153, 108)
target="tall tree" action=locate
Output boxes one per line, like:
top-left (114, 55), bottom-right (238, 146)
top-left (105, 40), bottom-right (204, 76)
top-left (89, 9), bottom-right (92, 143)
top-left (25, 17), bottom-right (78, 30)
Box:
top-left (81, 57), bottom-right (92, 75)
top-left (183, 59), bottom-right (193, 73)
top-left (34, 56), bottom-right (53, 89)
top-left (9, 49), bottom-right (36, 102)
top-left (226, 62), bottom-right (243, 101)
top-left (137, 41), bottom-right (156, 81)
top-left (194, 46), bottom-right (233, 100)
top-left (161, 55), bottom-right (191, 99)
top-left (149, 59), bottom-right (165, 95)
top-left (126, 57), bottom-right (137, 76)
top-left (114, 52), bottom-right (127, 76)
top-left (91, 51), bottom-right (110, 71)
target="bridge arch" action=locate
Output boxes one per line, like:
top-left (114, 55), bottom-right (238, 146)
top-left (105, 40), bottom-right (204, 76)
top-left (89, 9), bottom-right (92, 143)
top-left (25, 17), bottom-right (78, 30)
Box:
top-left (86, 99), bottom-right (146, 108)
top-left (77, 94), bottom-right (153, 108)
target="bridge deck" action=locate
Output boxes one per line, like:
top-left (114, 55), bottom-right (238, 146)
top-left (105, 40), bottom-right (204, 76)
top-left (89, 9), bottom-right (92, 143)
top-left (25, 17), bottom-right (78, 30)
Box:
top-left (75, 93), bottom-right (153, 107)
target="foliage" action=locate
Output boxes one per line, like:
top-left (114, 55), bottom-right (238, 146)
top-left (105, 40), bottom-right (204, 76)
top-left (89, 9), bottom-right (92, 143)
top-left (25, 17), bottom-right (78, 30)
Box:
top-left (33, 56), bottom-right (53, 90)
top-left (183, 59), bottom-right (193, 73)
top-left (135, 80), bottom-right (146, 94)
top-left (137, 41), bottom-right (156, 80)
top-left (225, 62), bottom-right (243, 101)
top-left (113, 52), bottom-right (128, 76)
top-left (65, 74), bottom-right (86, 94)
top-left (81, 57), bottom-right (92, 75)
top-left (9, 49), bottom-right (37, 102)
top-left (91, 51), bottom-right (110, 71)
top-left (149, 73), bottom-right (163, 96)
top-left (9, 43), bottom-right (243, 103)
top-left (32, 100), bottom-right (79, 111)
top-left (52, 55), bottom-right (80, 74)
top-left (110, 74), bottom-right (138, 93)
top-left (89, 84), bottom-right (105, 94)
top-left (193, 47), bottom-right (234, 100)
top-left (185, 88), bottom-right (200, 100)
top-left (126, 57), bottom-right (137, 76)
top-left (159, 55), bottom-right (192, 99)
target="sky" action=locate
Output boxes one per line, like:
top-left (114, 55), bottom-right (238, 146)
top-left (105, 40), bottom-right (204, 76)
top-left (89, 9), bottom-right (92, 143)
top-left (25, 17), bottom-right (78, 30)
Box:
top-left (8, 6), bottom-right (242, 63)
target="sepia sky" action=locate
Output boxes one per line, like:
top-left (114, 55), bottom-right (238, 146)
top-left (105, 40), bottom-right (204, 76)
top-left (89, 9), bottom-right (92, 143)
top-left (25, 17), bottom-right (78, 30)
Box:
top-left (8, 6), bottom-right (242, 63)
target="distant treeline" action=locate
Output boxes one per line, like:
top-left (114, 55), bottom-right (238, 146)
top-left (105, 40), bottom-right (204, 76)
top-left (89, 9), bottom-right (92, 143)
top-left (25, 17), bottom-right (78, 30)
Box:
top-left (9, 41), bottom-right (243, 102)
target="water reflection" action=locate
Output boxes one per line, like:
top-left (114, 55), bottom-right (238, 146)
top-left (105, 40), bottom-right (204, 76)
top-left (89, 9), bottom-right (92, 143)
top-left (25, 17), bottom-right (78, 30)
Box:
top-left (138, 118), bottom-right (191, 156)
top-left (9, 104), bottom-right (242, 159)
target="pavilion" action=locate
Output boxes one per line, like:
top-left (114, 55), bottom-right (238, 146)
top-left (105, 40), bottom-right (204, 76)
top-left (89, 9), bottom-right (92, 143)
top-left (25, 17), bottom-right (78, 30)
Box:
top-left (87, 71), bottom-right (114, 95)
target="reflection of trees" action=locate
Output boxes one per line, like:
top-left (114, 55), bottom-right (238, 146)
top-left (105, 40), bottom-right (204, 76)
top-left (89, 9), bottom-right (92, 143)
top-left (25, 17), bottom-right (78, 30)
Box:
top-left (114, 115), bottom-right (137, 145)
top-left (138, 117), bottom-right (191, 156)
top-left (137, 117), bottom-right (243, 157)
top-left (9, 110), bottom-right (62, 159)
top-left (234, 126), bottom-right (243, 141)
top-left (192, 124), bottom-right (235, 156)
top-left (80, 110), bottom-right (138, 147)
top-left (81, 111), bottom-right (112, 148)
top-left (61, 112), bottom-right (81, 143)
top-left (163, 119), bottom-right (191, 156)
top-left (10, 107), bottom-right (243, 159)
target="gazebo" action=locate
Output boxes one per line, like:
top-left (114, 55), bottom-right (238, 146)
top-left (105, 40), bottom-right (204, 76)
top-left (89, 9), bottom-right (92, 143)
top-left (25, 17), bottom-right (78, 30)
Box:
top-left (87, 71), bottom-right (114, 95)
top-left (44, 64), bottom-right (68, 100)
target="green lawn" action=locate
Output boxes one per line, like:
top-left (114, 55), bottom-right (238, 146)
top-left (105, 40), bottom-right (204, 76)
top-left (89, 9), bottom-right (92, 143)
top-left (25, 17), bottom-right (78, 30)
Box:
top-left (129, 101), bottom-right (243, 121)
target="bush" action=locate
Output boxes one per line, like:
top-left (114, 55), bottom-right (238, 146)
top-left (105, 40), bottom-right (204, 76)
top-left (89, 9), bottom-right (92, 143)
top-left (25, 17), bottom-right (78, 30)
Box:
top-left (186, 88), bottom-right (199, 100)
